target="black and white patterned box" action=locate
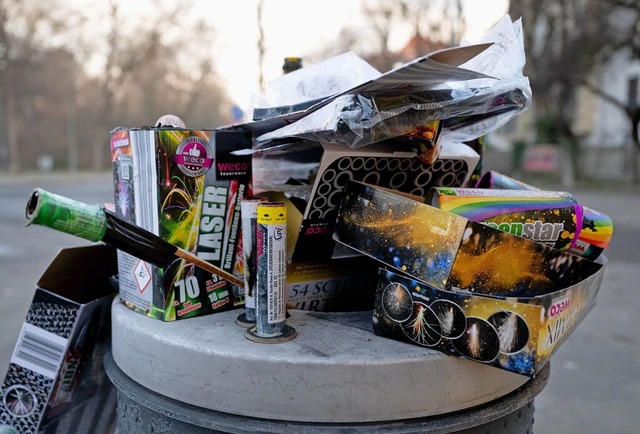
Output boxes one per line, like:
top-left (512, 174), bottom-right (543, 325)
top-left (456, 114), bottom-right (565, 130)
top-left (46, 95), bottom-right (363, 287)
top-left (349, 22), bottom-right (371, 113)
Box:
top-left (0, 245), bottom-right (117, 434)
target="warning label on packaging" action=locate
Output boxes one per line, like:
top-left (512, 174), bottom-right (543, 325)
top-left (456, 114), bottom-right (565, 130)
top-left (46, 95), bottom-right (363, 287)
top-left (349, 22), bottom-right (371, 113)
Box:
top-left (133, 260), bottom-right (151, 293)
top-left (266, 224), bottom-right (287, 324)
top-left (117, 251), bottom-right (153, 310)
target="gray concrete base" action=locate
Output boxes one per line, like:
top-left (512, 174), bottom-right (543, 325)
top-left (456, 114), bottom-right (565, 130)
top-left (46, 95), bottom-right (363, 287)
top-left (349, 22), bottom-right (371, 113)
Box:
top-left (110, 300), bottom-right (538, 423)
top-left (105, 350), bottom-right (547, 433)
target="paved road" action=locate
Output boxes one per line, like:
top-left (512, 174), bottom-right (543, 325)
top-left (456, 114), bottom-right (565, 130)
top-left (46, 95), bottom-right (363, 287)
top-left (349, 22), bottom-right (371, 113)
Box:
top-left (0, 171), bottom-right (638, 433)
top-left (0, 172), bottom-right (115, 385)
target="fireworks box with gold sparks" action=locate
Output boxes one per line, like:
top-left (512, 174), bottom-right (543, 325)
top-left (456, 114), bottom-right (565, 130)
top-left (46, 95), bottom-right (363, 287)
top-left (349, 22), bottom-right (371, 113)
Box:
top-left (281, 141), bottom-right (481, 263)
top-left (252, 140), bottom-right (480, 313)
top-left (333, 180), bottom-right (608, 376)
top-left (110, 127), bottom-right (252, 321)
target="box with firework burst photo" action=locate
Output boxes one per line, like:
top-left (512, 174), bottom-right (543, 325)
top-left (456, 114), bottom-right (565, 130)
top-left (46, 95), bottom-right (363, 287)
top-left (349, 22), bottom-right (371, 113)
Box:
top-left (110, 127), bottom-right (252, 321)
top-left (333, 180), bottom-right (608, 376)
top-left (0, 245), bottom-right (118, 434)
top-left (256, 140), bottom-right (480, 263)
top-left (252, 139), bottom-right (480, 313)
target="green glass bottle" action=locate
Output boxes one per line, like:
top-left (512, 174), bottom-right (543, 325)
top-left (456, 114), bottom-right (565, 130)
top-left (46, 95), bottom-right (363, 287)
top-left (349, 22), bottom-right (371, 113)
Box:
top-left (282, 57), bottom-right (302, 74)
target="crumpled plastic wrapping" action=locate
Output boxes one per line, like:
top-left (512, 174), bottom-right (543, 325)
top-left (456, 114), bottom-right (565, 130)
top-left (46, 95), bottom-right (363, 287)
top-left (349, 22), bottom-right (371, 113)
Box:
top-left (441, 15), bottom-right (531, 142)
top-left (252, 51), bottom-right (381, 121)
top-left (256, 83), bottom-right (529, 148)
top-left (254, 15), bottom-right (530, 152)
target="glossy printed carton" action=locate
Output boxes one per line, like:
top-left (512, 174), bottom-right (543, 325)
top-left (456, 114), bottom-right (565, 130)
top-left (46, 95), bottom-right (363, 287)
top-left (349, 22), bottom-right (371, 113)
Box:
top-left (333, 181), bottom-right (607, 376)
top-left (271, 141), bottom-right (480, 263)
top-left (286, 256), bottom-right (379, 313)
top-left (111, 128), bottom-right (252, 321)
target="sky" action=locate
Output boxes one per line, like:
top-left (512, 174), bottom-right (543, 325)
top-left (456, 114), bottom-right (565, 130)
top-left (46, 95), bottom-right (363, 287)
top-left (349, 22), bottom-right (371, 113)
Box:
top-left (78, 0), bottom-right (509, 114)
top-left (207, 0), bottom-right (510, 111)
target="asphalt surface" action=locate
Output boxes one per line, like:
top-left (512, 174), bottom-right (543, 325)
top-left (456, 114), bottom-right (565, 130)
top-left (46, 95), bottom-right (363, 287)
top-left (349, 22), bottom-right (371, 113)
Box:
top-left (0, 171), bottom-right (638, 433)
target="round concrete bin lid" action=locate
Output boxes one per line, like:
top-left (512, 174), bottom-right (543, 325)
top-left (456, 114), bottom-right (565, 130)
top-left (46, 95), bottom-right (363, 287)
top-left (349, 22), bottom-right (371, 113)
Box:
top-left (111, 300), bottom-right (530, 423)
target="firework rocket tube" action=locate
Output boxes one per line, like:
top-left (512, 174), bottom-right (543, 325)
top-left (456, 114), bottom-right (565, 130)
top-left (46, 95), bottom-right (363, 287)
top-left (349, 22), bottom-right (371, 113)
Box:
top-left (245, 201), bottom-right (296, 343)
top-left (426, 187), bottom-right (583, 252)
top-left (236, 196), bottom-right (268, 327)
top-left (25, 188), bottom-right (243, 287)
top-left (473, 171), bottom-right (613, 259)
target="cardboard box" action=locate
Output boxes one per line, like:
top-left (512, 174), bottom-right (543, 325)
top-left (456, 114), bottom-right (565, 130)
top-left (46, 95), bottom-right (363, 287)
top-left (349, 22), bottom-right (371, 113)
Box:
top-left (111, 128), bottom-right (252, 321)
top-left (0, 245), bottom-right (118, 433)
top-left (238, 191), bottom-right (379, 313)
top-left (262, 141), bottom-right (479, 263)
top-left (286, 256), bottom-right (379, 312)
top-left (425, 187), bottom-right (583, 252)
top-left (252, 139), bottom-right (479, 313)
top-left (333, 181), bottom-right (607, 376)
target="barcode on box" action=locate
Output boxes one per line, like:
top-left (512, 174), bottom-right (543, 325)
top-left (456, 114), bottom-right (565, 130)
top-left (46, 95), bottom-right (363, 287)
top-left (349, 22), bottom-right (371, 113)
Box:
top-left (121, 161), bottom-right (131, 180)
top-left (118, 155), bottom-right (132, 181)
top-left (11, 323), bottom-right (68, 379)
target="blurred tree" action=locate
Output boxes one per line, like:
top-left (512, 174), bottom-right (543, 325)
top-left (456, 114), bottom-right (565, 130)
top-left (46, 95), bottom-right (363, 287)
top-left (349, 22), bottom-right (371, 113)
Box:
top-left (23, 48), bottom-right (77, 170)
top-left (257, 0), bottom-right (266, 91)
top-left (509, 0), bottom-right (639, 180)
top-left (311, 0), bottom-right (465, 71)
top-left (0, 0), bottom-right (231, 172)
top-left (0, 0), bottom-right (73, 172)
top-left (80, 0), bottom-right (231, 170)
top-left (580, 0), bottom-right (640, 181)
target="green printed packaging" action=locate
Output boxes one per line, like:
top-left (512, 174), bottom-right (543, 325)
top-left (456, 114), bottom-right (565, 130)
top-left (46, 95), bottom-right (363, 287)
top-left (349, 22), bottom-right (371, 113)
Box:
top-left (111, 128), bottom-right (252, 321)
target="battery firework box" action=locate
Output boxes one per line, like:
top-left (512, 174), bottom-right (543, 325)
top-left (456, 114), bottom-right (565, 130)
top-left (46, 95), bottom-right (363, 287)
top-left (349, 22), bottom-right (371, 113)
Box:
top-left (473, 170), bottom-right (614, 260)
top-left (249, 191), bottom-right (380, 313)
top-left (286, 256), bottom-right (379, 312)
top-left (333, 181), bottom-right (607, 376)
top-left (255, 140), bottom-right (478, 313)
top-left (251, 139), bottom-right (480, 312)
top-left (284, 141), bottom-right (480, 263)
top-left (111, 128), bottom-right (252, 321)
top-left (0, 245), bottom-right (117, 433)
top-left (426, 187), bottom-right (583, 252)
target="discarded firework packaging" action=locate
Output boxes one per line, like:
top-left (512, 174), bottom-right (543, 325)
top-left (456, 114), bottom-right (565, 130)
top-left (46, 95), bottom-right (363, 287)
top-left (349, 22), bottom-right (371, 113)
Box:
top-left (333, 180), bottom-right (608, 377)
top-left (246, 42), bottom-right (495, 135)
top-left (426, 187), bottom-right (584, 252)
top-left (245, 201), bottom-right (297, 343)
top-left (24, 189), bottom-right (243, 288)
top-left (0, 245), bottom-right (118, 434)
top-left (240, 190), bottom-right (379, 313)
top-left (247, 140), bottom-right (480, 313)
top-left (251, 51), bottom-right (381, 122)
top-left (474, 171), bottom-right (613, 260)
top-left (252, 17), bottom-right (531, 158)
top-left (254, 193), bottom-right (370, 316)
top-left (110, 127), bottom-right (252, 321)
top-left (475, 170), bottom-right (538, 190)
top-left (251, 25), bottom-right (530, 155)
top-left (225, 39), bottom-right (508, 166)
top-left (567, 204), bottom-right (613, 260)
top-left (285, 256), bottom-right (379, 313)
top-left (254, 85), bottom-right (529, 157)
top-left (256, 141), bottom-right (480, 263)
top-left (227, 22), bottom-right (524, 312)
top-left (237, 196), bottom-right (268, 327)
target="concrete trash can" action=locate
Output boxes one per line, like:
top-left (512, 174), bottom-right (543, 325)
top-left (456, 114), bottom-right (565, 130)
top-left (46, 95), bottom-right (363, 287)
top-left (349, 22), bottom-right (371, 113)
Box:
top-left (106, 300), bottom-right (549, 433)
